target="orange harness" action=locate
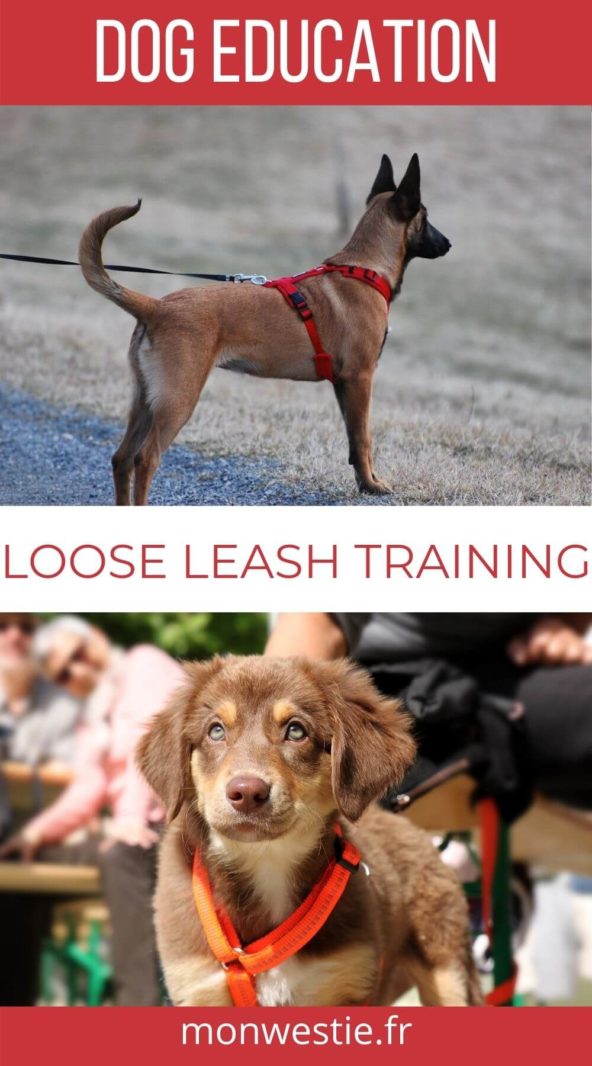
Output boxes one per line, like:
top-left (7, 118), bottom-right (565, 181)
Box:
top-left (191, 824), bottom-right (361, 1007)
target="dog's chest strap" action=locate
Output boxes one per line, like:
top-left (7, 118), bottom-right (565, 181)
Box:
top-left (263, 265), bottom-right (391, 385)
top-left (192, 824), bottom-right (361, 1007)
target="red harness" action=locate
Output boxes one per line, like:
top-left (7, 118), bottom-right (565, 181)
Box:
top-left (192, 824), bottom-right (361, 1006)
top-left (479, 799), bottom-right (518, 1006)
top-left (264, 264), bottom-right (392, 385)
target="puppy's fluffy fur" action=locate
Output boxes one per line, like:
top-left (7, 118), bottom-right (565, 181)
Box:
top-left (138, 655), bottom-right (482, 1006)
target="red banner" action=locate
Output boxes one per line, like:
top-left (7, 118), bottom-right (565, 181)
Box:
top-left (0, 2), bottom-right (591, 105)
top-left (1, 1006), bottom-right (589, 1066)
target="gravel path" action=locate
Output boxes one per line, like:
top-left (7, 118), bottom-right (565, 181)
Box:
top-left (0, 385), bottom-right (347, 506)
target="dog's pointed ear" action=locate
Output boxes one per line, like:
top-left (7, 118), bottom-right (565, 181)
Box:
top-left (392, 153), bottom-right (421, 221)
top-left (137, 657), bottom-right (225, 821)
top-left (367, 154), bottom-right (396, 204)
top-left (321, 660), bottom-right (416, 822)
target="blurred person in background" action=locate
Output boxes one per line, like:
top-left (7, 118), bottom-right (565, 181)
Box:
top-left (0, 612), bottom-right (79, 771)
top-left (267, 613), bottom-right (592, 1002)
top-left (0, 616), bottom-right (184, 1006)
top-left (516, 873), bottom-right (592, 1004)
top-left (0, 613), bottom-right (80, 840)
top-left (266, 613), bottom-right (592, 812)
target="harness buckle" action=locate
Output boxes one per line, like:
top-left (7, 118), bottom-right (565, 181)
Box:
top-left (334, 835), bottom-right (360, 875)
top-left (221, 949), bottom-right (246, 970)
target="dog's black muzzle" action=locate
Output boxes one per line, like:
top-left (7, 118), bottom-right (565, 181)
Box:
top-left (418, 221), bottom-right (452, 260)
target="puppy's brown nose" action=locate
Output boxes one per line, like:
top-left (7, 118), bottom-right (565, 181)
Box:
top-left (226, 775), bottom-right (270, 814)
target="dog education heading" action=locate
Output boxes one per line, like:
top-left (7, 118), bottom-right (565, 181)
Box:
top-left (95, 19), bottom-right (496, 86)
top-left (2, 2), bottom-right (591, 105)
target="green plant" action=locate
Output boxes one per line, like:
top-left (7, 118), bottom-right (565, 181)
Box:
top-left (44, 613), bottom-right (268, 659)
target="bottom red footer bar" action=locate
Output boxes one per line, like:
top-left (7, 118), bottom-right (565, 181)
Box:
top-left (0, 1006), bottom-right (586, 1066)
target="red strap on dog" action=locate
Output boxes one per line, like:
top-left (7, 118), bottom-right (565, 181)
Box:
top-left (192, 823), bottom-right (361, 1007)
top-left (264, 264), bottom-right (391, 385)
top-left (479, 798), bottom-right (518, 1006)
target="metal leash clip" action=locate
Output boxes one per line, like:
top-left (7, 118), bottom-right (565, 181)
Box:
top-left (230, 273), bottom-right (268, 285)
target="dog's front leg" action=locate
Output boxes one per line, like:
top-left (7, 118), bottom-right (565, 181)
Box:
top-left (164, 956), bottom-right (234, 1007)
top-left (334, 373), bottom-right (392, 495)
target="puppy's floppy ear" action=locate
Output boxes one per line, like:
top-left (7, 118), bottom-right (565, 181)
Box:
top-left (392, 152), bottom-right (421, 221)
top-left (367, 153), bottom-right (396, 204)
top-left (137, 656), bottom-right (225, 821)
top-left (320, 660), bottom-right (416, 822)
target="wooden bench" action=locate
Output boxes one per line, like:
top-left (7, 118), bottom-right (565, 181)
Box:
top-left (1, 762), bottom-right (99, 896)
top-left (407, 775), bottom-right (592, 876)
top-left (1, 762), bottom-right (112, 1004)
top-left (1, 760), bottom-right (72, 812)
top-left (0, 862), bottom-right (101, 895)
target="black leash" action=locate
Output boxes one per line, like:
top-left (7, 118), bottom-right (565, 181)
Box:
top-left (0, 253), bottom-right (267, 284)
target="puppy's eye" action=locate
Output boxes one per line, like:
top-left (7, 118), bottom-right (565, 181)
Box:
top-left (208, 723), bottom-right (226, 742)
top-left (285, 720), bottom-right (308, 742)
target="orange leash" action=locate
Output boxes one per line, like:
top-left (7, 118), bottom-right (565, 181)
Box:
top-left (192, 824), bottom-right (361, 1006)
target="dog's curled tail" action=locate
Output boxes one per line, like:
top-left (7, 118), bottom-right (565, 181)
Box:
top-left (78, 200), bottom-right (157, 321)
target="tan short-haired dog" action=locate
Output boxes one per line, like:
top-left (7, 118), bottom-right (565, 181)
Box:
top-left (138, 655), bottom-right (481, 1007)
top-left (79, 154), bottom-right (450, 504)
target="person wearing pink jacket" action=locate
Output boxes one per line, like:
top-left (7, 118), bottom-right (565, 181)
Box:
top-left (0, 617), bottom-right (185, 1006)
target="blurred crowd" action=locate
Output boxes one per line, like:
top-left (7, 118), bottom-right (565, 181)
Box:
top-left (0, 612), bottom-right (183, 1005)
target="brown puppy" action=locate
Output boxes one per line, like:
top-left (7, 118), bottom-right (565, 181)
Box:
top-left (79, 154), bottom-right (450, 504)
top-left (138, 655), bottom-right (482, 1007)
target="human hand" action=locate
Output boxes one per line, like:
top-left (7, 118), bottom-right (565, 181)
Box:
top-left (100, 820), bottom-right (159, 851)
top-left (0, 830), bottom-right (41, 862)
top-left (508, 618), bottom-right (592, 667)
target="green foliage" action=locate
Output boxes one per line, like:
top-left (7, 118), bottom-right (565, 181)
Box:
top-left (52, 614), bottom-right (268, 660)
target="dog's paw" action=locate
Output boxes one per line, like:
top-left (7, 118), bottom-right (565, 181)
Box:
top-left (360, 477), bottom-right (393, 496)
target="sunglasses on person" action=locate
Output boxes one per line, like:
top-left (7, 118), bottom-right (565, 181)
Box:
top-left (55, 644), bottom-right (90, 685)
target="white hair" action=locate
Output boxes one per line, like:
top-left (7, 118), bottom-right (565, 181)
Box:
top-left (33, 615), bottom-right (94, 662)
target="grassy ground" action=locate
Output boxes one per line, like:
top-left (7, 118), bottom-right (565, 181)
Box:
top-left (0, 106), bottom-right (589, 505)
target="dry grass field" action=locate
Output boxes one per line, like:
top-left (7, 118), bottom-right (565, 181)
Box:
top-left (0, 106), bottom-right (589, 504)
